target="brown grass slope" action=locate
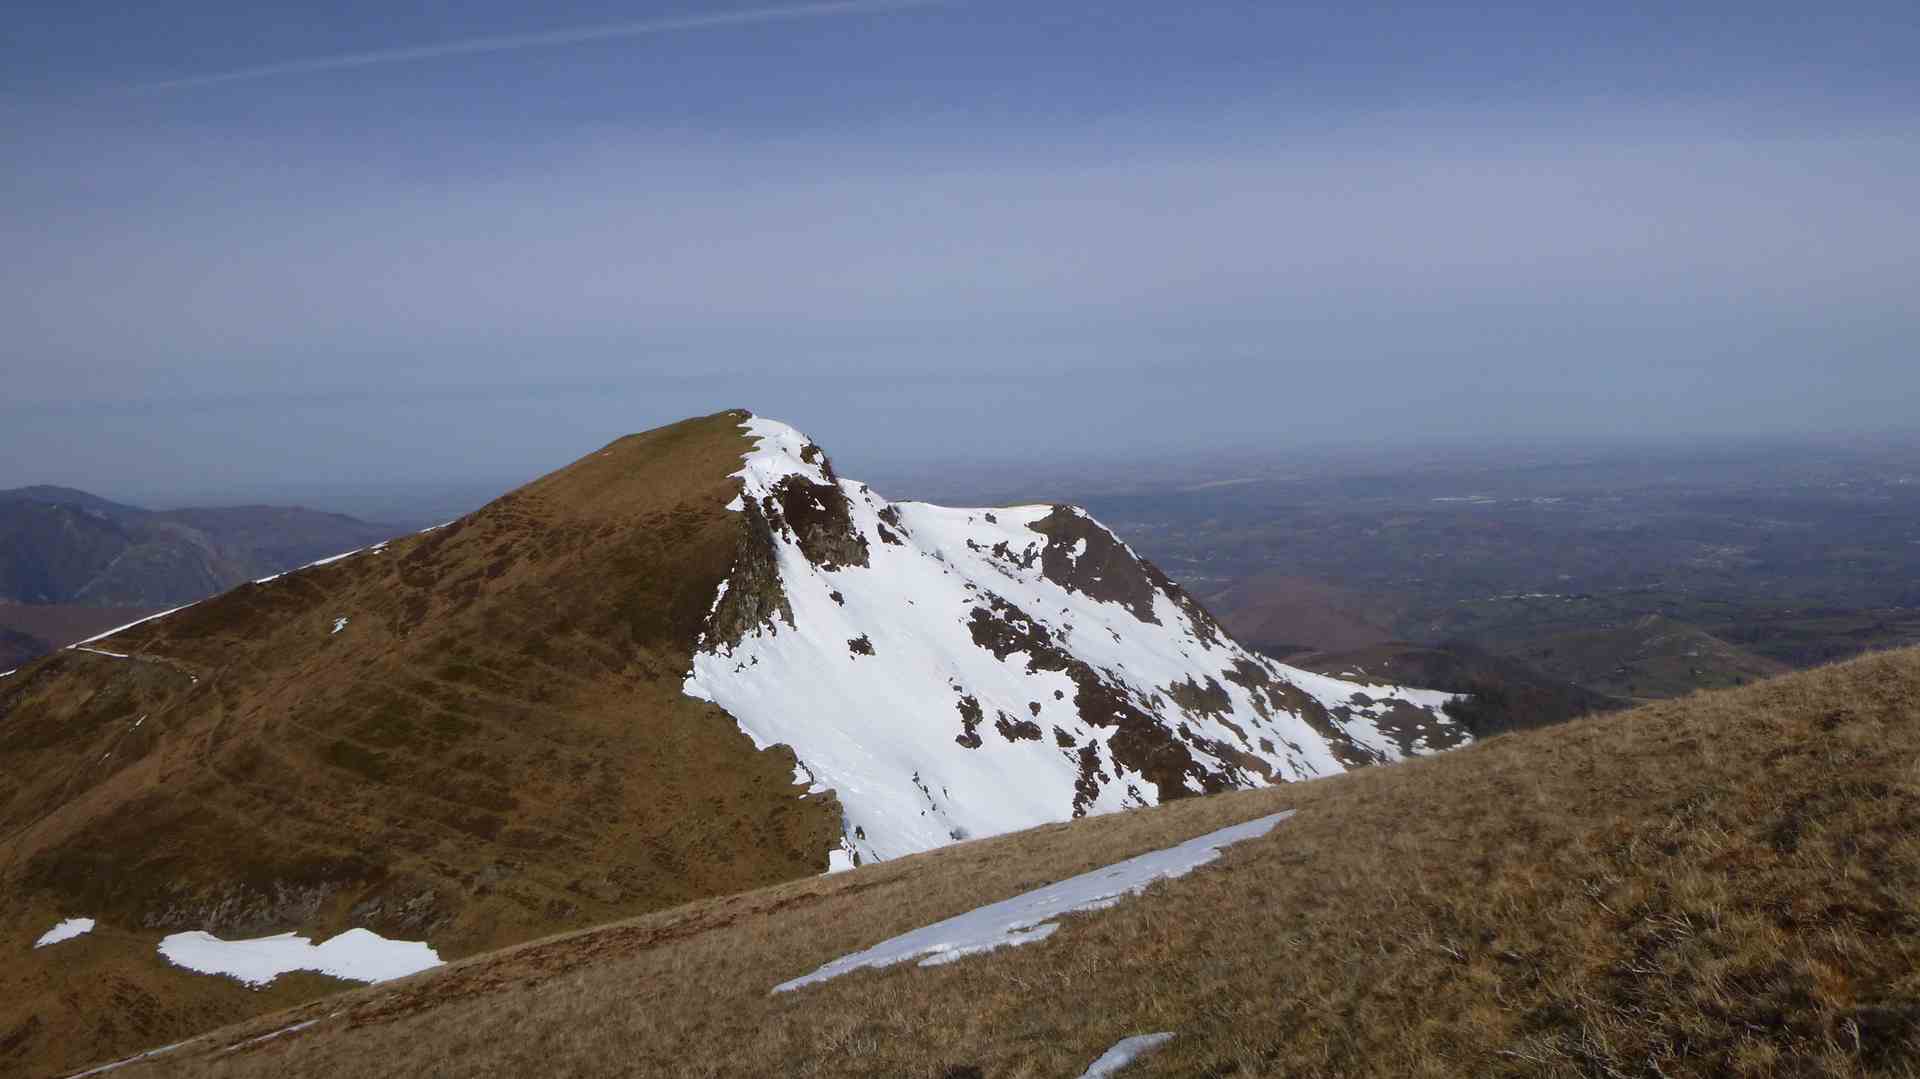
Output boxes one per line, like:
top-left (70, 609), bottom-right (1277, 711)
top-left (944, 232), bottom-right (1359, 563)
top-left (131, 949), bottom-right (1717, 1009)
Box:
top-left (81, 644), bottom-right (1920, 1079)
top-left (0, 410), bottom-right (841, 1077)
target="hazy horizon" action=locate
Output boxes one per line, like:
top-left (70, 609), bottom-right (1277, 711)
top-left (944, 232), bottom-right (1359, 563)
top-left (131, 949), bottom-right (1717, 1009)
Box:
top-left (7, 2), bottom-right (1917, 496)
top-left (22, 419), bottom-right (1920, 528)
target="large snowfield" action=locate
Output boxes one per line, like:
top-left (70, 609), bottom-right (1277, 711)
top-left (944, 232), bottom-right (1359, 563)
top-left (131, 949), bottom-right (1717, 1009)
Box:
top-left (686, 416), bottom-right (1461, 867)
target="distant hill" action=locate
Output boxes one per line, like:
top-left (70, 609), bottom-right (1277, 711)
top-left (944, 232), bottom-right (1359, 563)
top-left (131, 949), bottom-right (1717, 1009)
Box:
top-left (0, 603), bottom-right (169, 671)
top-left (0, 486), bottom-right (396, 609)
top-left (1505, 614), bottom-right (1789, 701)
top-left (1290, 639), bottom-right (1627, 737)
top-left (1206, 573), bottom-right (1400, 657)
top-left (0, 485), bottom-right (133, 515)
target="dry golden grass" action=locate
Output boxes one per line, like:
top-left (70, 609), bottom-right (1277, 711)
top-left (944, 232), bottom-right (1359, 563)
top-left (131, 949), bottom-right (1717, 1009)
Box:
top-left (74, 645), bottom-right (1920, 1078)
top-left (0, 411), bottom-right (841, 1077)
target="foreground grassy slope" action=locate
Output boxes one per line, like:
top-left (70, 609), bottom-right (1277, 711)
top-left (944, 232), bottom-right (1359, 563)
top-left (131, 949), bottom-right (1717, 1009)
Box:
top-left (92, 645), bottom-right (1920, 1078)
top-left (0, 411), bottom-right (840, 1077)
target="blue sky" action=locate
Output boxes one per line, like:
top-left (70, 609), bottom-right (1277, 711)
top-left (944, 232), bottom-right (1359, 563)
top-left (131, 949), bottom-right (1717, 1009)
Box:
top-left (4, 2), bottom-right (1917, 498)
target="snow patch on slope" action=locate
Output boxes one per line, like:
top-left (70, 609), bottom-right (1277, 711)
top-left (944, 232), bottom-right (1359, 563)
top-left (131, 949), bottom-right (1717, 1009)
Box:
top-left (256, 536), bottom-right (400, 586)
top-left (686, 415), bottom-right (1464, 867)
top-left (67, 599), bottom-right (198, 641)
top-left (774, 811), bottom-right (1293, 992)
top-left (157, 928), bottom-right (441, 987)
top-left (71, 647), bottom-right (130, 660)
top-left (1081, 1033), bottom-right (1176, 1078)
top-left (68, 603), bottom-right (198, 649)
top-left (34, 917), bottom-right (95, 948)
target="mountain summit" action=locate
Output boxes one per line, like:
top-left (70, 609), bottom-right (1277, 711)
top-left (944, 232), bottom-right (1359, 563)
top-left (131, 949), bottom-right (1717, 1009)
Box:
top-left (0, 410), bottom-right (1461, 1074)
top-left (686, 416), bottom-right (1463, 865)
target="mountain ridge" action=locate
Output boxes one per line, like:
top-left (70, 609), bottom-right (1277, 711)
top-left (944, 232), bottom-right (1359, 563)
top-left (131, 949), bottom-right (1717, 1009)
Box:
top-left (0, 410), bottom-right (1461, 1075)
top-left (686, 416), bottom-right (1465, 865)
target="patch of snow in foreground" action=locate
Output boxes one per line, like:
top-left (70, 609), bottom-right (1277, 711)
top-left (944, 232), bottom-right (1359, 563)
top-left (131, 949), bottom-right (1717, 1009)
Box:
top-left (1080, 1033), bottom-right (1176, 1078)
top-left (158, 928), bottom-right (442, 988)
top-left (34, 917), bottom-right (96, 948)
top-left (773, 811), bottom-right (1293, 992)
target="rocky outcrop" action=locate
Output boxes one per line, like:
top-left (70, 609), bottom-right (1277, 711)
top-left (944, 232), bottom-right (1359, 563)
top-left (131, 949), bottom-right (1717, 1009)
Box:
top-left (764, 473), bottom-right (871, 571)
top-left (708, 498), bottom-right (795, 649)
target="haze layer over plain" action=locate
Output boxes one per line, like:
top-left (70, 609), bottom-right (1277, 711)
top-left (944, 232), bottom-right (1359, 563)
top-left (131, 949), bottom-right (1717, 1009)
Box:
top-left (4, 2), bottom-right (1916, 498)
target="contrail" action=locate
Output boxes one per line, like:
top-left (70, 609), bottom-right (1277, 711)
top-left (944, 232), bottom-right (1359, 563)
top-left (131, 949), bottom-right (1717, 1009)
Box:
top-left (133, 0), bottom-right (952, 92)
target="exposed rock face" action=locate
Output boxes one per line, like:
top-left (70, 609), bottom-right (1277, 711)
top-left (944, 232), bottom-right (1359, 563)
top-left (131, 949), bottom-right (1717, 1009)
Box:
top-left (765, 473), bottom-right (871, 571)
top-left (708, 497), bottom-right (794, 650)
top-left (709, 442), bottom-right (870, 650)
top-left (686, 416), bottom-right (1469, 866)
top-left (1027, 505), bottom-right (1162, 623)
top-left (963, 591), bottom-right (1230, 809)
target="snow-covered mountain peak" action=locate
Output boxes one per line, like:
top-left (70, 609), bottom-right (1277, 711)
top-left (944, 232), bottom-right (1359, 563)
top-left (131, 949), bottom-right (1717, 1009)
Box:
top-left (723, 416), bottom-right (837, 507)
top-left (685, 414), bottom-right (1467, 868)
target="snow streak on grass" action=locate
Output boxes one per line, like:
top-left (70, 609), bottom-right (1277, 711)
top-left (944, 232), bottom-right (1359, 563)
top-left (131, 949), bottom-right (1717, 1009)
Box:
top-left (774, 811), bottom-right (1293, 991)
